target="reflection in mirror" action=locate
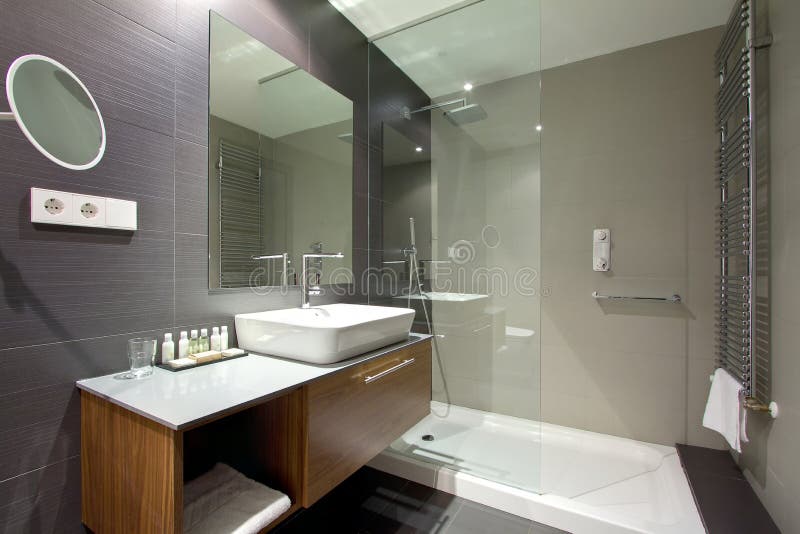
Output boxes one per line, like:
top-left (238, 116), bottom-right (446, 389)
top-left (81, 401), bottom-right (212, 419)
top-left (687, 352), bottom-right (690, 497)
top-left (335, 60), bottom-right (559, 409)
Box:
top-left (209, 12), bottom-right (353, 289)
top-left (381, 123), bottom-right (432, 280)
top-left (3, 54), bottom-right (105, 170)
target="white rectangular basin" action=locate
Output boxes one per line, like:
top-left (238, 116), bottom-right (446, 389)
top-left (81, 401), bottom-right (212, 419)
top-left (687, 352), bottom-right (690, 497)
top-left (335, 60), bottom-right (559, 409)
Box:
top-left (235, 304), bottom-right (415, 364)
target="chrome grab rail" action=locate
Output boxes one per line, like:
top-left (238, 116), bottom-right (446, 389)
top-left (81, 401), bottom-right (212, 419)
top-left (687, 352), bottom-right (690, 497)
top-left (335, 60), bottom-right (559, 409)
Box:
top-left (592, 291), bottom-right (681, 303)
top-left (364, 358), bottom-right (415, 384)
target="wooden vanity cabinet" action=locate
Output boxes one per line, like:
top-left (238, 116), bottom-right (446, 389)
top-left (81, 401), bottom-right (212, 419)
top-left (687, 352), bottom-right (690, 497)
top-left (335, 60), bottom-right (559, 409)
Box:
top-left (80, 339), bottom-right (431, 533)
top-left (304, 340), bottom-right (432, 505)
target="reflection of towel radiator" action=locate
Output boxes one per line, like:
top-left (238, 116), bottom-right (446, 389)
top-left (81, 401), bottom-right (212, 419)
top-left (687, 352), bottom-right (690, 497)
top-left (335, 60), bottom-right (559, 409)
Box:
top-left (715, 0), bottom-right (773, 413)
top-left (218, 139), bottom-right (262, 288)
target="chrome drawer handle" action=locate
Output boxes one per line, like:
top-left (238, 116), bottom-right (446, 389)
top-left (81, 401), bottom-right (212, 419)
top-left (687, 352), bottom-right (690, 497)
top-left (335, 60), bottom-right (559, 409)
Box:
top-left (364, 358), bottom-right (415, 384)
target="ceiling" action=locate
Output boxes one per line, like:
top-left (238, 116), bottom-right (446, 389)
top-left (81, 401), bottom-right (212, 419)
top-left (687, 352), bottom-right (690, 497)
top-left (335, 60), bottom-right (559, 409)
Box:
top-left (331, 0), bottom-right (732, 98)
top-left (209, 13), bottom-right (352, 139)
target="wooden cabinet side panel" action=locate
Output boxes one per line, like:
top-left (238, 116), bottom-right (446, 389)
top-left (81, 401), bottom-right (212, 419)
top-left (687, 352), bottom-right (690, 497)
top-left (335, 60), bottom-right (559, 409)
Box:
top-left (81, 392), bottom-right (182, 534)
top-left (257, 387), bottom-right (307, 508)
top-left (304, 341), bottom-right (432, 505)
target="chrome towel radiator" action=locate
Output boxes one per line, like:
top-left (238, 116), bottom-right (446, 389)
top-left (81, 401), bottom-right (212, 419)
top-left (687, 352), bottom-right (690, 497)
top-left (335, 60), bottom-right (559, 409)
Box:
top-left (218, 139), bottom-right (263, 288)
top-left (715, 0), bottom-right (772, 413)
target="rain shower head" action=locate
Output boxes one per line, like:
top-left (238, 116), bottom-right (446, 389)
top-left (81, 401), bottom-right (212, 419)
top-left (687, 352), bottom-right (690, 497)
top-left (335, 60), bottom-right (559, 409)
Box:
top-left (442, 103), bottom-right (487, 126)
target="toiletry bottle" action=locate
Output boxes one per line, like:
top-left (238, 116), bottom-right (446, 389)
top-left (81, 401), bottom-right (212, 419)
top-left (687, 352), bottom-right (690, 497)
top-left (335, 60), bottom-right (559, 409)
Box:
top-left (200, 328), bottom-right (210, 352)
top-left (162, 333), bottom-right (175, 363)
top-left (178, 331), bottom-right (189, 358)
top-left (221, 325), bottom-right (229, 350)
top-left (189, 329), bottom-right (199, 355)
top-left (210, 327), bottom-right (221, 351)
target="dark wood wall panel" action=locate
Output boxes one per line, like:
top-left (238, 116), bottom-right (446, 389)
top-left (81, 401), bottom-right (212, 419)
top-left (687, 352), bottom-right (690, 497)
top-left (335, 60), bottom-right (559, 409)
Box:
top-left (0, 0), bottom-right (409, 530)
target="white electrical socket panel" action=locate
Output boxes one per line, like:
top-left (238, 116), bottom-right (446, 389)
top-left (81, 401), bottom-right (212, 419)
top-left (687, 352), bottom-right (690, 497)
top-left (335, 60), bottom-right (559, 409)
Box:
top-left (73, 194), bottom-right (106, 227)
top-left (30, 188), bottom-right (137, 230)
top-left (31, 188), bottom-right (73, 225)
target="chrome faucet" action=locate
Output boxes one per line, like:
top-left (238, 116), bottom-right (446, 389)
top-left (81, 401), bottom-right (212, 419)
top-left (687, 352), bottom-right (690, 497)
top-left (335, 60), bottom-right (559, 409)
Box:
top-left (301, 252), bottom-right (344, 308)
top-left (251, 252), bottom-right (289, 287)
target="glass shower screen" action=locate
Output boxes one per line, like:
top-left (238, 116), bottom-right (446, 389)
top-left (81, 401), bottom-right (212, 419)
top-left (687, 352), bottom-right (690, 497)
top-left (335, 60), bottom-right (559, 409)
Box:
top-left (368, 0), bottom-right (543, 493)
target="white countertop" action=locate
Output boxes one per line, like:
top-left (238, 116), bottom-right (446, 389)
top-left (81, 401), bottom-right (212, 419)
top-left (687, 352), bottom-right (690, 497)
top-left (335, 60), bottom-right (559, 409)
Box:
top-left (76, 334), bottom-right (430, 430)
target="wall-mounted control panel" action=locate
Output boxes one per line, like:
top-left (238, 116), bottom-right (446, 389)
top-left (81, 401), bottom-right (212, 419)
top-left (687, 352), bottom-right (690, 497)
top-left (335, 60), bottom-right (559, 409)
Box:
top-left (593, 228), bottom-right (611, 271)
top-left (30, 188), bottom-right (137, 230)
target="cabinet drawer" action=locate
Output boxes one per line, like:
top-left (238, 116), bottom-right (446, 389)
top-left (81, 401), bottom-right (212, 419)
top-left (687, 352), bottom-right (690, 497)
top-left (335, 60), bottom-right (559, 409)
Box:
top-left (304, 340), bottom-right (431, 506)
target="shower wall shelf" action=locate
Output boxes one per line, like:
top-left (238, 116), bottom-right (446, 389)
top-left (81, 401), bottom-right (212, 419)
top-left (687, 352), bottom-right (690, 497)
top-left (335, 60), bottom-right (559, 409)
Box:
top-left (591, 292), bottom-right (681, 303)
top-left (715, 0), bottom-right (772, 411)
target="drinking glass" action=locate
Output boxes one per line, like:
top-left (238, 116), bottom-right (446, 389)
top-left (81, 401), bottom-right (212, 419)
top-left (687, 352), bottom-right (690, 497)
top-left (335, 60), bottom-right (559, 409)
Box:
top-left (127, 338), bottom-right (156, 378)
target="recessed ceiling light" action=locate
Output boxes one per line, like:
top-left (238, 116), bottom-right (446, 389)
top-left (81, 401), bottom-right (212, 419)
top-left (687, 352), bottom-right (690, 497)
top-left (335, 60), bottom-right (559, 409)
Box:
top-left (535, 124), bottom-right (543, 132)
top-left (415, 146), bottom-right (423, 152)
top-left (463, 82), bottom-right (473, 91)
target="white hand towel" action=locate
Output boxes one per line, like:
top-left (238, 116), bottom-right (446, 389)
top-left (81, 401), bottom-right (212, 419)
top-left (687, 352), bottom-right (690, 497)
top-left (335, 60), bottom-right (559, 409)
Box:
top-left (703, 368), bottom-right (747, 452)
top-left (183, 463), bottom-right (291, 534)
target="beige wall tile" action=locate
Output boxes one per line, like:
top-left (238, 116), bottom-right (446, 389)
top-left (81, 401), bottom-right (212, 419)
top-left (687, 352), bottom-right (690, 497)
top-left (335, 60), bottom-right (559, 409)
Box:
top-left (540, 27), bottom-right (722, 446)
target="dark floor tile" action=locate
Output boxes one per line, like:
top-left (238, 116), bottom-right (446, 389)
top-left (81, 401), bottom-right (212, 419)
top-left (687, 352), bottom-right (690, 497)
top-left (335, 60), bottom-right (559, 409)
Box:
top-left (443, 501), bottom-right (531, 534)
top-left (272, 467), bottom-right (564, 534)
top-left (529, 522), bottom-right (571, 534)
top-left (378, 483), bottom-right (462, 533)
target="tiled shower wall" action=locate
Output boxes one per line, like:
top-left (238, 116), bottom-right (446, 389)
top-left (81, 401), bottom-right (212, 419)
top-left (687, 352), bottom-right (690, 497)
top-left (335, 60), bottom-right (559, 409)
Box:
top-left (540, 27), bottom-right (726, 447)
top-left (0, 0), bottom-right (403, 530)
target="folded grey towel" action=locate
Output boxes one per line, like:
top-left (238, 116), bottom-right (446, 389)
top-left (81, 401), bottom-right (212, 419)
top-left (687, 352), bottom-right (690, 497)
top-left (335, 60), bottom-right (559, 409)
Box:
top-left (183, 463), bottom-right (291, 534)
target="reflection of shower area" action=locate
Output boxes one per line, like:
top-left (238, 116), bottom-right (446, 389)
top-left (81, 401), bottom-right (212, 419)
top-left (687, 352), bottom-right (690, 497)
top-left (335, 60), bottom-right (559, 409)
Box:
top-left (368, 1), bottom-right (703, 532)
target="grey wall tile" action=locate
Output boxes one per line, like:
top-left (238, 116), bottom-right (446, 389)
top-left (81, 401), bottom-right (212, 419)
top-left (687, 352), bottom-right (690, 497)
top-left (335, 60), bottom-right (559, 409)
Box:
top-left (539, 28), bottom-right (721, 445)
top-left (0, 388), bottom-right (80, 481)
top-left (0, 331), bottom-right (161, 396)
top-left (175, 139), bottom-right (208, 235)
top-left (0, 456), bottom-right (82, 534)
top-left (177, 0), bottom-right (211, 56)
top-left (93, 0), bottom-right (177, 41)
top-left (176, 45), bottom-right (209, 146)
top-left (0, 0), bottom-right (176, 136)
top-left (0, 221), bottom-right (173, 348)
top-left (0, 118), bottom-right (176, 208)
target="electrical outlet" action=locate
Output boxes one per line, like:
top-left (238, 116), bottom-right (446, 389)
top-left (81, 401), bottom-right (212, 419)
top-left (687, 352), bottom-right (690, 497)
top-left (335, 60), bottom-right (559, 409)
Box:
top-left (30, 188), bottom-right (136, 230)
top-left (72, 194), bottom-right (106, 227)
top-left (31, 188), bottom-right (74, 224)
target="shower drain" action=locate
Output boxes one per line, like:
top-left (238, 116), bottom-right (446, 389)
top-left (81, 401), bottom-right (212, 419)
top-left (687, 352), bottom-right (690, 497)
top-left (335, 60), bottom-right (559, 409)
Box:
top-left (422, 434), bottom-right (435, 442)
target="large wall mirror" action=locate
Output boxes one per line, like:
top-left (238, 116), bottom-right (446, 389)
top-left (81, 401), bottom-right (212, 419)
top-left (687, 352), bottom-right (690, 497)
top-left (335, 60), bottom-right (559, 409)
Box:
top-left (209, 12), bottom-right (353, 289)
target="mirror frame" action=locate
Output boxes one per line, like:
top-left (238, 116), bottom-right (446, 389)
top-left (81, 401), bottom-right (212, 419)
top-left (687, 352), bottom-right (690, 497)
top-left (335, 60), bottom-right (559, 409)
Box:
top-left (3, 54), bottom-right (107, 171)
